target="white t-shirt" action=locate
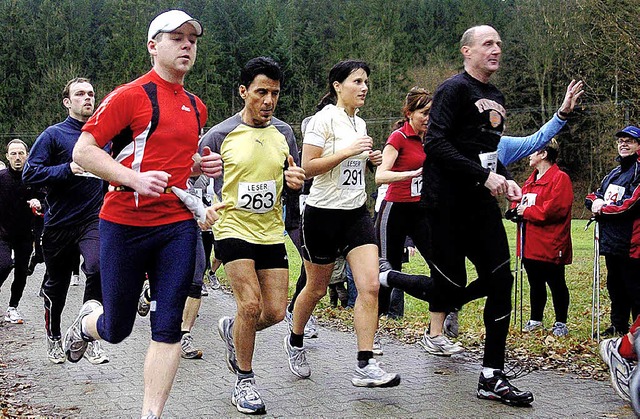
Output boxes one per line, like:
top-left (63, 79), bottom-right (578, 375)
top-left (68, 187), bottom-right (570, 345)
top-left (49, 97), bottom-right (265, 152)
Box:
top-left (303, 104), bottom-right (369, 209)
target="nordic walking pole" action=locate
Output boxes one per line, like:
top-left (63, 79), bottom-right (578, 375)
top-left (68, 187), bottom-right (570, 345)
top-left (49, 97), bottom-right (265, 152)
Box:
top-left (593, 221), bottom-right (601, 341)
top-left (518, 221), bottom-right (524, 333)
top-left (513, 220), bottom-right (524, 331)
top-left (586, 218), bottom-right (600, 340)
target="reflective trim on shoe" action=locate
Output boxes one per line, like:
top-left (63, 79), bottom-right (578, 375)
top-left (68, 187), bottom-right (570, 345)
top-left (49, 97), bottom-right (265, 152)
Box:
top-left (444, 311), bottom-right (459, 338)
top-left (232, 377), bottom-right (266, 415)
top-left (284, 309), bottom-right (293, 331)
top-left (218, 317), bottom-right (238, 374)
top-left (630, 335), bottom-right (640, 415)
top-left (84, 340), bottom-right (110, 364)
top-left (373, 332), bottom-right (383, 356)
top-left (552, 322), bottom-right (569, 337)
top-left (351, 359), bottom-right (400, 388)
top-left (137, 280), bottom-right (151, 317)
top-left (209, 273), bottom-right (221, 290)
top-left (304, 315), bottom-right (319, 339)
top-left (418, 333), bottom-right (464, 356)
top-left (181, 332), bottom-right (203, 359)
top-left (283, 334), bottom-right (311, 378)
top-left (523, 320), bottom-right (543, 332)
top-left (63, 300), bottom-right (100, 363)
top-left (47, 336), bottom-right (66, 364)
top-left (5, 307), bottom-right (24, 324)
top-left (599, 338), bottom-right (632, 401)
top-left (477, 370), bottom-right (534, 406)
top-left (378, 257), bottom-right (392, 275)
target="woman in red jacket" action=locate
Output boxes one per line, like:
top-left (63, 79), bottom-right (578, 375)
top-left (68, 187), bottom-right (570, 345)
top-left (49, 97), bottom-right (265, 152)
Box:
top-left (515, 139), bottom-right (573, 336)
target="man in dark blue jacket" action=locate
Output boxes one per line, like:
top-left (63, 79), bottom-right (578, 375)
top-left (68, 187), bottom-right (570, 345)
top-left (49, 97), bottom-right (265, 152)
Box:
top-left (586, 125), bottom-right (640, 337)
top-left (23, 78), bottom-right (107, 365)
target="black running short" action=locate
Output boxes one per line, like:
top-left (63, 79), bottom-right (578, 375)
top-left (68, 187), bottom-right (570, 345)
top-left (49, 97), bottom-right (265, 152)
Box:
top-left (214, 238), bottom-right (288, 270)
top-left (301, 204), bottom-right (376, 264)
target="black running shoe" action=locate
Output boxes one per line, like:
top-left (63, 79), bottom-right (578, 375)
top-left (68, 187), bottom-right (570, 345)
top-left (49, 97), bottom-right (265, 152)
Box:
top-left (477, 370), bottom-right (534, 407)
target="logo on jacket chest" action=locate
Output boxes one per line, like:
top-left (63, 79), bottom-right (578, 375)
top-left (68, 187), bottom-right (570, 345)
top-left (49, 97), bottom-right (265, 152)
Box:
top-left (474, 99), bottom-right (505, 128)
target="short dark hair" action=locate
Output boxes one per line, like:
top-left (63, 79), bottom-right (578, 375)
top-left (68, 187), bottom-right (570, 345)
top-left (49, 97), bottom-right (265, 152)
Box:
top-left (240, 57), bottom-right (283, 88)
top-left (63, 77), bottom-right (91, 100)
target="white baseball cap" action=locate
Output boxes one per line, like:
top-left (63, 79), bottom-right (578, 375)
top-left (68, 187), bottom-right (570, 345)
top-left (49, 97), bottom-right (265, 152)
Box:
top-left (147, 10), bottom-right (203, 41)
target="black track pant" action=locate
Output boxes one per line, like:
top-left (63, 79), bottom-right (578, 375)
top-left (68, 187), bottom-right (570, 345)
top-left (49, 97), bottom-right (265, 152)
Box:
top-left (427, 199), bottom-right (513, 370)
top-left (0, 236), bottom-right (32, 308)
top-left (42, 220), bottom-right (101, 338)
top-left (604, 255), bottom-right (640, 332)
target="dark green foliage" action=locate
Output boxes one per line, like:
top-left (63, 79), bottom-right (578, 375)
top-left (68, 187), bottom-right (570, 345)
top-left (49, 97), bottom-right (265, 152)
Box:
top-left (0, 0), bottom-right (638, 215)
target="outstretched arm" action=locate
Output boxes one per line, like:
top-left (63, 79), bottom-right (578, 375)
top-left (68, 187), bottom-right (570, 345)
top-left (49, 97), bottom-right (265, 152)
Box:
top-left (499, 80), bottom-right (584, 166)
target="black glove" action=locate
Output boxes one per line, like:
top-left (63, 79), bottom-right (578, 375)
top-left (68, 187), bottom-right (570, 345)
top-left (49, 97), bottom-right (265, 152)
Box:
top-left (504, 207), bottom-right (521, 223)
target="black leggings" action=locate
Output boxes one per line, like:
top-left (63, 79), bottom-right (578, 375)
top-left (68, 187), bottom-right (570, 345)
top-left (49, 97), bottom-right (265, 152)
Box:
top-left (522, 258), bottom-right (569, 323)
top-left (427, 200), bottom-right (513, 370)
top-left (375, 200), bottom-right (430, 316)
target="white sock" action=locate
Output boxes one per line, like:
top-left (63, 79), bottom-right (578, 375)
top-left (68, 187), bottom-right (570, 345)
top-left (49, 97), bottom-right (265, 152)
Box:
top-left (81, 316), bottom-right (90, 339)
top-left (482, 368), bottom-right (496, 378)
top-left (379, 271), bottom-right (389, 287)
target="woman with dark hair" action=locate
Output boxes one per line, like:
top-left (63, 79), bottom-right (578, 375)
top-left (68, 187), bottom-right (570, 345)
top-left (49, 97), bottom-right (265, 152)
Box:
top-left (284, 60), bottom-right (400, 388)
top-left (375, 88), bottom-right (463, 355)
top-left (514, 139), bottom-right (573, 336)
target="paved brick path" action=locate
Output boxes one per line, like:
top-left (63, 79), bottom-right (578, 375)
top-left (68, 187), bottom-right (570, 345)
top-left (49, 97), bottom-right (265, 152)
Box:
top-left (0, 264), bottom-right (635, 418)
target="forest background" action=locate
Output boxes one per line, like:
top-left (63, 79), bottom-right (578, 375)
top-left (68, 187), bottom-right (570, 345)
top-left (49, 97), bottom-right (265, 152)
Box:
top-left (1, 0), bottom-right (638, 216)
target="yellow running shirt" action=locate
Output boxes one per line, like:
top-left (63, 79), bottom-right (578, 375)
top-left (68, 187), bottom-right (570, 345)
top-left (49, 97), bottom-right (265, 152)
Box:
top-left (200, 114), bottom-right (299, 244)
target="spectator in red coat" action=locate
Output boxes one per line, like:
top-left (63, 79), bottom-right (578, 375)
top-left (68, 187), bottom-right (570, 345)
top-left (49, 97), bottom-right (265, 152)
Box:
top-left (514, 139), bottom-right (573, 336)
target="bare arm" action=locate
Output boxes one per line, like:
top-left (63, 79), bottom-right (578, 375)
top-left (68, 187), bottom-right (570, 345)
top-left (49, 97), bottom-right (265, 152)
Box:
top-left (302, 136), bottom-right (373, 179)
top-left (375, 144), bottom-right (422, 185)
top-left (73, 131), bottom-right (170, 197)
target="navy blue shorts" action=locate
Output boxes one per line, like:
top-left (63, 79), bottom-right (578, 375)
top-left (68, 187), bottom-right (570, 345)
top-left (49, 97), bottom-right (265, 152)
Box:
top-left (96, 219), bottom-right (198, 344)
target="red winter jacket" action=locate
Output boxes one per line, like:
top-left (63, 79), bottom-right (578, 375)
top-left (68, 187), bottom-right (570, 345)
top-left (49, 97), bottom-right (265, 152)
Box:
top-left (515, 164), bottom-right (573, 265)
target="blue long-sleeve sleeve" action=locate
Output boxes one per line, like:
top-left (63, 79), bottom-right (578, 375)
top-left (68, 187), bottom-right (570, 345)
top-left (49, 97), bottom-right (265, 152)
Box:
top-left (22, 116), bottom-right (103, 228)
top-left (22, 129), bottom-right (74, 186)
top-left (498, 114), bottom-right (566, 166)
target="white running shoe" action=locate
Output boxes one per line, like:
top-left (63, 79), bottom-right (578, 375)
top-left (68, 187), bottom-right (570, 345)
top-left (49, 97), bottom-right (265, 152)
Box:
top-left (70, 274), bottom-right (80, 286)
top-left (600, 338), bottom-right (633, 401)
top-left (5, 307), bottom-right (24, 324)
top-left (283, 334), bottom-right (311, 378)
top-left (373, 332), bottom-right (383, 356)
top-left (138, 280), bottom-right (151, 317)
top-left (352, 359), bottom-right (400, 387)
top-left (47, 336), bottom-right (65, 364)
top-left (63, 300), bottom-right (101, 363)
top-left (523, 320), bottom-right (543, 332)
top-left (84, 341), bottom-right (110, 364)
top-left (418, 333), bottom-right (464, 356)
top-left (232, 377), bottom-right (266, 415)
